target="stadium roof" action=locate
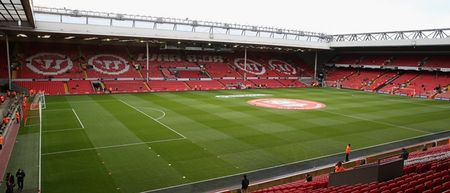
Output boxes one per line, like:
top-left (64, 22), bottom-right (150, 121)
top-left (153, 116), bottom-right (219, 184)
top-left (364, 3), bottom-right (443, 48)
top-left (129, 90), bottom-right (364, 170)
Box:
top-left (0, 0), bottom-right (34, 28)
top-left (1, 4), bottom-right (450, 49)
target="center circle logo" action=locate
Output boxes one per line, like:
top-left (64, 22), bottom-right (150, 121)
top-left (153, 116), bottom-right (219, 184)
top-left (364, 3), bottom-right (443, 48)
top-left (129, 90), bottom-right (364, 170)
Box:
top-left (247, 98), bottom-right (326, 110)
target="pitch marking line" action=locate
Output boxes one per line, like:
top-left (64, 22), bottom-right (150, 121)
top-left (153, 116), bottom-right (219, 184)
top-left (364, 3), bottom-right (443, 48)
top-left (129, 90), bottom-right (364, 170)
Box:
top-left (141, 107), bottom-right (166, 120)
top-left (71, 108), bottom-right (85, 129)
top-left (41, 138), bottom-right (186, 156)
top-left (119, 100), bottom-right (186, 139)
top-left (320, 110), bottom-right (431, 134)
top-left (42, 128), bottom-right (84, 133)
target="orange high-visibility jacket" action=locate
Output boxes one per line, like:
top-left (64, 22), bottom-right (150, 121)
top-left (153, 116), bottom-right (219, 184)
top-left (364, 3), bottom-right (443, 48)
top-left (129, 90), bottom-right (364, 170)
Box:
top-left (0, 135), bottom-right (4, 145)
top-left (345, 145), bottom-right (351, 154)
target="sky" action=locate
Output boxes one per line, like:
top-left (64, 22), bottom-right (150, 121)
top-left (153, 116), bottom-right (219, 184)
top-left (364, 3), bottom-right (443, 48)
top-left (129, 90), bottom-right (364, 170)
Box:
top-left (33, 0), bottom-right (450, 35)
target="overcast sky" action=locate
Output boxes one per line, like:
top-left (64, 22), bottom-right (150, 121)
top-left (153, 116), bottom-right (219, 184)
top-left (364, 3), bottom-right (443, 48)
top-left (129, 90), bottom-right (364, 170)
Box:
top-left (33, 0), bottom-right (450, 34)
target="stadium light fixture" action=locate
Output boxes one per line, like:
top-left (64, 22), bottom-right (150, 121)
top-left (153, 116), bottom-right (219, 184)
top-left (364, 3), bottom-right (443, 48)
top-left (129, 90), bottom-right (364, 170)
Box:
top-left (177, 41), bottom-right (181, 44)
top-left (17, 34), bottom-right (28, 38)
top-left (38, 35), bottom-right (51, 39)
top-left (83, 37), bottom-right (98, 41)
top-left (64, 36), bottom-right (75, 40)
top-left (208, 43), bottom-right (211, 46)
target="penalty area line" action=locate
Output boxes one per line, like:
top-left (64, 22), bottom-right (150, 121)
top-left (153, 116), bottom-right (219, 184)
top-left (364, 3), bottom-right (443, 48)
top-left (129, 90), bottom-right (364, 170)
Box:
top-left (72, 108), bottom-right (85, 129)
top-left (119, 100), bottom-right (186, 139)
top-left (42, 138), bottom-right (186, 156)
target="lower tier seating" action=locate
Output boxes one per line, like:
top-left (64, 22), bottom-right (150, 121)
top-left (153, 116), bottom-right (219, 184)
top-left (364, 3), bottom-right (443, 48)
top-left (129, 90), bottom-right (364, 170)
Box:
top-left (253, 144), bottom-right (450, 193)
top-left (148, 80), bottom-right (190, 92)
top-left (103, 80), bottom-right (149, 93)
top-left (185, 80), bottom-right (224, 90)
top-left (14, 81), bottom-right (65, 95)
top-left (67, 80), bottom-right (94, 94)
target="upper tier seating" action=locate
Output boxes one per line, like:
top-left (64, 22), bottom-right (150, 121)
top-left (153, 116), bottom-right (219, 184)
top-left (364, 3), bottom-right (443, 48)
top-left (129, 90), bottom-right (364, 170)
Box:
top-left (424, 55), bottom-right (450, 68)
top-left (204, 63), bottom-right (241, 78)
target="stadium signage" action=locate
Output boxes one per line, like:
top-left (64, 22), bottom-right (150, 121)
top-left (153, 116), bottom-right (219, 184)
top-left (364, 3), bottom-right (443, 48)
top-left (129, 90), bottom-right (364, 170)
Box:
top-left (88, 54), bottom-right (130, 75)
top-left (26, 53), bottom-right (73, 76)
top-left (234, 58), bottom-right (266, 75)
top-left (268, 59), bottom-right (297, 75)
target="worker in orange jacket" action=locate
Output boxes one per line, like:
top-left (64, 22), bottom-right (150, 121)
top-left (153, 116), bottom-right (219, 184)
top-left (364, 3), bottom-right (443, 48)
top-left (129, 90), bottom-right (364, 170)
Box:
top-left (0, 134), bottom-right (3, 150)
top-left (15, 112), bottom-right (20, 124)
top-left (345, 144), bottom-right (351, 162)
top-left (335, 161), bottom-right (345, 172)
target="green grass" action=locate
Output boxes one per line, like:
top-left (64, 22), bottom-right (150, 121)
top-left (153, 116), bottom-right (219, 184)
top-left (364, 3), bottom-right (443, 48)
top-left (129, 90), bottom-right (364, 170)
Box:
top-left (34, 88), bottom-right (450, 193)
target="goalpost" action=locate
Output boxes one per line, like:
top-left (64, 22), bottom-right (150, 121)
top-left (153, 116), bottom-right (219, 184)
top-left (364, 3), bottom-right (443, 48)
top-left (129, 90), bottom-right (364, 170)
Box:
top-left (322, 81), bottom-right (340, 88)
top-left (30, 92), bottom-right (46, 110)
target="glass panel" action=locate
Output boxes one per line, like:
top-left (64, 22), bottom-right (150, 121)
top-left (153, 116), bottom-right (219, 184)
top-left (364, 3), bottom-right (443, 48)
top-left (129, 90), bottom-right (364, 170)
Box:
top-left (213, 27), bottom-right (227, 34)
top-left (112, 19), bottom-right (132, 27)
top-left (273, 33), bottom-right (284, 39)
top-left (259, 32), bottom-right (271, 38)
top-left (194, 26), bottom-right (210, 33)
top-left (229, 29), bottom-right (243, 35)
top-left (62, 15), bottom-right (86, 24)
top-left (34, 13), bottom-right (60, 22)
top-left (88, 17), bottom-right (110, 26)
top-left (245, 30), bottom-right (258, 37)
top-left (176, 24), bottom-right (192, 32)
top-left (135, 21), bottom-right (154, 29)
top-left (156, 23), bottom-right (174, 30)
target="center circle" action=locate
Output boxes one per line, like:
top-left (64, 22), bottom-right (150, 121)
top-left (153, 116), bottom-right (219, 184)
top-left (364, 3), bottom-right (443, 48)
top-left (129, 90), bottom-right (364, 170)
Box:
top-left (247, 98), bottom-right (326, 110)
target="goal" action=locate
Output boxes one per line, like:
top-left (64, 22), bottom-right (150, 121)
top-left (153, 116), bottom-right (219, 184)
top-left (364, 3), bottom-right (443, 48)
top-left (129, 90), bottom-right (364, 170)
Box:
top-left (30, 92), bottom-right (46, 110)
top-left (391, 87), bottom-right (416, 96)
top-left (323, 81), bottom-right (341, 88)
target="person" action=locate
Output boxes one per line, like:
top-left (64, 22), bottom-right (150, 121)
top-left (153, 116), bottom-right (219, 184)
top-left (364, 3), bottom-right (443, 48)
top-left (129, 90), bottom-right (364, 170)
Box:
top-left (0, 134), bottom-right (3, 150)
top-left (15, 112), bottom-right (20, 124)
top-left (16, 169), bottom-right (26, 191)
top-left (345, 144), bottom-right (351, 162)
top-left (6, 172), bottom-right (15, 193)
top-left (399, 148), bottom-right (409, 160)
top-left (335, 161), bottom-right (345, 173)
top-left (305, 173), bottom-right (313, 182)
top-left (241, 175), bottom-right (249, 193)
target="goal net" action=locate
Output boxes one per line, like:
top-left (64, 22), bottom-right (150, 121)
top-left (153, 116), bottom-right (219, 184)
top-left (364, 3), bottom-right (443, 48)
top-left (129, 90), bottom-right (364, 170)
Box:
top-left (391, 87), bottom-right (416, 96)
top-left (30, 92), bottom-right (46, 110)
top-left (322, 81), bottom-right (340, 88)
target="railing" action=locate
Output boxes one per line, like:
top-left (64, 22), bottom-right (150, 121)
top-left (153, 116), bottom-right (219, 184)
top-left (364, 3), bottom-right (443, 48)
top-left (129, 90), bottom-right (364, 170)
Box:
top-left (33, 6), bottom-right (332, 42)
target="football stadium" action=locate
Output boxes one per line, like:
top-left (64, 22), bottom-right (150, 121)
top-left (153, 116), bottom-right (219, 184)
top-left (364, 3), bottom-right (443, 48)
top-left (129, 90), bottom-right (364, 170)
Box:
top-left (0, 1), bottom-right (449, 193)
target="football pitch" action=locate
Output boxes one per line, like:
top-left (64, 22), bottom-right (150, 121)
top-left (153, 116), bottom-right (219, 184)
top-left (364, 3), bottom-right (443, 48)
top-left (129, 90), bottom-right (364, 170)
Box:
top-left (23, 88), bottom-right (450, 193)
